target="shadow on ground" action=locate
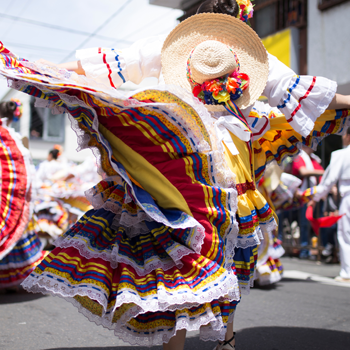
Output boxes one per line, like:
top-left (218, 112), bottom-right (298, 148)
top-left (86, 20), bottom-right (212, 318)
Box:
top-left (45, 326), bottom-right (350, 350)
top-left (281, 277), bottom-right (318, 284)
top-left (0, 288), bottom-right (47, 304)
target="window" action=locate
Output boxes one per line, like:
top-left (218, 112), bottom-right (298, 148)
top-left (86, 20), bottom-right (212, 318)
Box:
top-left (251, 0), bottom-right (307, 38)
top-left (254, 4), bottom-right (277, 38)
top-left (30, 97), bottom-right (65, 142)
top-left (318, 0), bottom-right (350, 11)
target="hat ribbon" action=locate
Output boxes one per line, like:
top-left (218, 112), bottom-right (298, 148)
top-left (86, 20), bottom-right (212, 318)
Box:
top-left (215, 115), bottom-right (251, 155)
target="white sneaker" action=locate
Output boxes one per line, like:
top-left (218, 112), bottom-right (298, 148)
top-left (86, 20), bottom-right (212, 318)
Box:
top-left (322, 243), bottom-right (333, 256)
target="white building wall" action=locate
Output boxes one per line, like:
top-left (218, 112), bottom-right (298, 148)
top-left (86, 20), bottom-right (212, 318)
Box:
top-left (308, 0), bottom-right (350, 93)
top-left (2, 89), bottom-right (92, 163)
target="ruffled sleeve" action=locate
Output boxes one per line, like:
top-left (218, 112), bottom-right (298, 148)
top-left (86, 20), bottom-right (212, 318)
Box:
top-left (262, 53), bottom-right (337, 137)
top-left (76, 35), bottom-right (165, 89)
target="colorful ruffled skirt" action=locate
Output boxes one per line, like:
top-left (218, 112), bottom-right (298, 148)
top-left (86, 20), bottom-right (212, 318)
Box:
top-left (0, 219), bottom-right (47, 288)
top-left (0, 119), bottom-right (46, 288)
top-left (0, 123), bottom-right (30, 259)
top-left (1, 43), bottom-right (349, 345)
top-left (255, 229), bottom-right (284, 286)
top-left (0, 44), bottom-right (268, 345)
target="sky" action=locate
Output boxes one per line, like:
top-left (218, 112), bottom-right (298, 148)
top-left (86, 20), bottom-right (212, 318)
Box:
top-left (0, 0), bottom-right (183, 98)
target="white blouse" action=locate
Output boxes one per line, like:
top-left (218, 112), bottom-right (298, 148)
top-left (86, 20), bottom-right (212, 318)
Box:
top-left (76, 35), bottom-right (337, 139)
top-left (314, 146), bottom-right (350, 201)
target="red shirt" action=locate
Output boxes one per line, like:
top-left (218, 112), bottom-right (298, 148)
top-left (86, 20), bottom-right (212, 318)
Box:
top-left (292, 154), bottom-right (324, 183)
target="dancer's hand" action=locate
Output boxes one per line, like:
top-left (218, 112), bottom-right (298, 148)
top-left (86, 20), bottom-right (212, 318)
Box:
top-left (294, 189), bottom-right (302, 199)
top-left (35, 59), bottom-right (85, 75)
top-left (308, 200), bottom-right (316, 208)
top-left (58, 60), bottom-right (85, 75)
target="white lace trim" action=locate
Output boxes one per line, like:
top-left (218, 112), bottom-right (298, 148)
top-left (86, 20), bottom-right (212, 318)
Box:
top-left (23, 282), bottom-right (231, 346)
top-left (0, 242), bottom-right (43, 270)
top-left (54, 234), bottom-right (195, 276)
top-left (269, 244), bottom-right (285, 261)
top-left (256, 265), bottom-right (283, 286)
top-left (221, 188), bottom-right (239, 273)
top-left (85, 181), bottom-right (154, 236)
top-left (22, 268), bottom-right (240, 311)
top-left (259, 216), bottom-right (278, 234)
top-left (22, 269), bottom-right (240, 346)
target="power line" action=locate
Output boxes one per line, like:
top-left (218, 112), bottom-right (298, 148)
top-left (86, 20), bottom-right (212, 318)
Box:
top-left (2, 0), bottom-right (32, 38)
top-left (60, 0), bottom-right (134, 63)
top-left (0, 12), bottom-right (131, 44)
top-left (112, 8), bottom-right (177, 45)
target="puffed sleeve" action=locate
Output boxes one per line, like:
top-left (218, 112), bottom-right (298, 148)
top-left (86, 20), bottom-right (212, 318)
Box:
top-left (76, 35), bottom-right (165, 89)
top-left (262, 53), bottom-right (337, 137)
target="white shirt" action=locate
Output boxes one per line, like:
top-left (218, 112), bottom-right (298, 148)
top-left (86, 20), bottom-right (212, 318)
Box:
top-left (314, 145), bottom-right (350, 201)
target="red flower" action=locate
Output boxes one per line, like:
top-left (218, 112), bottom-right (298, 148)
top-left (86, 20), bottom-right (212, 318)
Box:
top-left (239, 73), bottom-right (250, 90)
top-left (226, 77), bottom-right (239, 93)
top-left (205, 80), bottom-right (223, 95)
top-left (192, 85), bottom-right (202, 97)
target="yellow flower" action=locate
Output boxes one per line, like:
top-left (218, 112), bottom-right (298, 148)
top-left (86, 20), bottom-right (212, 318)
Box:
top-left (237, 0), bottom-right (250, 6)
top-left (213, 91), bottom-right (231, 104)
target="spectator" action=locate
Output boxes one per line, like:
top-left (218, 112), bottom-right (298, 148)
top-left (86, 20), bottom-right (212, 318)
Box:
top-left (310, 127), bottom-right (350, 282)
top-left (292, 145), bottom-right (324, 258)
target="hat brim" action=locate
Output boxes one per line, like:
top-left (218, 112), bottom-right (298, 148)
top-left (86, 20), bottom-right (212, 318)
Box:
top-left (161, 13), bottom-right (269, 111)
top-left (263, 162), bottom-right (283, 193)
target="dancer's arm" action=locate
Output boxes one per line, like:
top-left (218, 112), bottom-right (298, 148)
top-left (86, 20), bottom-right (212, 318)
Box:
top-left (328, 93), bottom-right (350, 110)
top-left (262, 53), bottom-right (337, 137)
top-left (297, 167), bottom-right (324, 177)
top-left (312, 151), bottom-right (343, 202)
top-left (36, 35), bottom-right (164, 87)
top-left (75, 35), bottom-right (164, 88)
top-left (58, 61), bottom-right (85, 75)
top-left (35, 59), bottom-right (85, 75)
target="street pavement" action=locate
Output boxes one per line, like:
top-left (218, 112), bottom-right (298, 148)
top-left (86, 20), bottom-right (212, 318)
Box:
top-left (1, 257), bottom-right (349, 350)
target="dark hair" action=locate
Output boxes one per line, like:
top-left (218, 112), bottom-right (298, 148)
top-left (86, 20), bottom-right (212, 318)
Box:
top-left (196, 0), bottom-right (239, 17)
top-left (347, 127), bottom-right (350, 135)
top-left (49, 149), bottom-right (60, 160)
top-left (0, 101), bottom-right (17, 120)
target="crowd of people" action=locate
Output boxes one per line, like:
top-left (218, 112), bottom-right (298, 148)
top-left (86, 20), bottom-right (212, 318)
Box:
top-left (0, 0), bottom-right (350, 349)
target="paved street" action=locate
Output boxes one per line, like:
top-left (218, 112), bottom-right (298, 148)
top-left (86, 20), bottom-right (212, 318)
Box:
top-left (1, 257), bottom-right (349, 350)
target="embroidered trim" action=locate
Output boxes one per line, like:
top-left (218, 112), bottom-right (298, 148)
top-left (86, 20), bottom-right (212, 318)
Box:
top-left (236, 180), bottom-right (256, 195)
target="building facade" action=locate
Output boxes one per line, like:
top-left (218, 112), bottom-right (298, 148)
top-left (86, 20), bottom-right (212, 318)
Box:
top-left (308, 0), bottom-right (350, 94)
top-left (2, 88), bottom-right (92, 163)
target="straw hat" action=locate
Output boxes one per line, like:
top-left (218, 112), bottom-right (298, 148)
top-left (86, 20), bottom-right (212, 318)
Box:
top-left (161, 13), bottom-right (269, 111)
top-left (263, 162), bottom-right (283, 193)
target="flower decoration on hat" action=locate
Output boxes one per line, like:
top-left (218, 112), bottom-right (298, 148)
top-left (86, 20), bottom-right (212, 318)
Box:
top-left (236, 0), bottom-right (254, 23)
top-left (187, 47), bottom-right (250, 109)
top-left (11, 98), bottom-right (22, 122)
top-left (53, 144), bottom-right (63, 157)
